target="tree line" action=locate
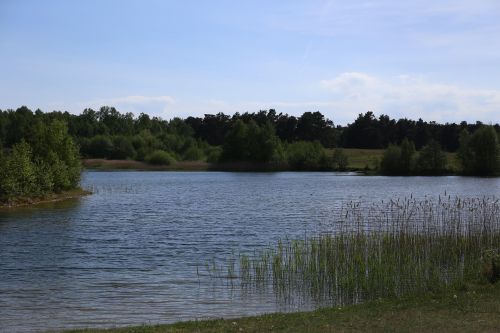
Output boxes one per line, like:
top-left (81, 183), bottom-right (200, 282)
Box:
top-left (379, 126), bottom-right (500, 176)
top-left (0, 106), bottom-right (499, 176)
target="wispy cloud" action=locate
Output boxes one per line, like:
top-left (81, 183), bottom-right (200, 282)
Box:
top-left (82, 95), bottom-right (175, 117)
top-left (320, 72), bottom-right (500, 123)
top-left (273, 0), bottom-right (500, 35)
top-left (102, 95), bottom-right (175, 105)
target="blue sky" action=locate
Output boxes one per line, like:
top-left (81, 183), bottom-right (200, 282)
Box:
top-left (1, 0), bottom-right (500, 124)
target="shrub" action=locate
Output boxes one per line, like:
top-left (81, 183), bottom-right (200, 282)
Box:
top-left (146, 150), bottom-right (175, 165)
top-left (286, 141), bottom-right (330, 170)
top-left (110, 136), bottom-right (136, 160)
top-left (380, 145), bottom-right (401, 175)
top-left (183, 146), bottom-right (204, 161)
top-left (0, 140), bottom-right (36, 198)
top-left (415, 140), bottom-right (447, 175)
top-left (206, 146), bottom-right (222, 163)
top-left (380, 138), bottom-right (416, 175)
top-left (87, 135), bottom-right (113, 158)
top-left (332, 148), bottom-right (349, 171)
top-left (458, 126), bottom-right (500, 176)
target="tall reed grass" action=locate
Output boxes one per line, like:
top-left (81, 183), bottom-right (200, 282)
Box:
top-left (214, 195), bottom-right (500, 307)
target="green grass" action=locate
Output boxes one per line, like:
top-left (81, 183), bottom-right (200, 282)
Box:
top-left (326, 148), bottom-right (460, 173)
top-left (61, 283), bottom-right (500, 333)
top-left (326, 148), bottom-right (384, 171)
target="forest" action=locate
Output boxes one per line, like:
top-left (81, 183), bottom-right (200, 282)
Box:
top-left (0, 106), bottom-right (499, 201)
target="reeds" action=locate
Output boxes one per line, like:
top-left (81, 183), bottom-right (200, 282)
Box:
top-left (215, 195), bottom-right (500, 307)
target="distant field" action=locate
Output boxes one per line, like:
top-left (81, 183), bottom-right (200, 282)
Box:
top-left (327, 148), bottom-right (460, 172)
top-left (326, 148), bottom-right (384, 170)
top-left (84, 149), bottom-right (460, 173)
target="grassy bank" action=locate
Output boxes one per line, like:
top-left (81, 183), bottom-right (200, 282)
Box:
top-left (326, 148), bottom-right (384, 171)
top-left (325, 148), bottom-right (460, 173)
top-left (62, 283), bottom-right (500, 333)
top-left (84, 149), bottom-right (460, 173)
top-left (83, 149), bottom-right (386, 172)
top-left (83, 159), bottom-right (287, 172)
top-left (82, 159), bottom-right (211, 171)
top-left (0, 187), bottom-right (91, 208)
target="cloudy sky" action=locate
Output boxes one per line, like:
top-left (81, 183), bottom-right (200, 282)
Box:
top-left (1, 0), bottom-right (499, 124)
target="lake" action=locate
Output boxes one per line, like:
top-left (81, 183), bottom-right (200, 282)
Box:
top-left (1, 171), bottom-right (499, 333)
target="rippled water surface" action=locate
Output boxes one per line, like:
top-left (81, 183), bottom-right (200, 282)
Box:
top-left (1, 171), bottom-right (499, 332)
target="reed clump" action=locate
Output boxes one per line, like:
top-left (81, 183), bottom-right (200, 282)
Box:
top-left (217, 196), bottom-right (500, 307)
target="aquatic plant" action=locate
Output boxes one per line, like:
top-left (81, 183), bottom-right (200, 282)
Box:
top-left (214, 195), bottom-right (500, 307)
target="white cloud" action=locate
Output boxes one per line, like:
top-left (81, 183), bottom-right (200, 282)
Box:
top-left (102, 95), bottom-right (175, 105)
top-left (164, 74), bottom-right (500, 125)
top-left (59, 76), bottom-right (500, 125)
top-left (320, 72), bottom-right (500, 123)
top-left (82, 95), bottom-right (175, 117)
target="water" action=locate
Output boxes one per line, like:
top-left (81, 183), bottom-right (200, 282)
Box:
top-left (1, 171), bottom-right (499, 332)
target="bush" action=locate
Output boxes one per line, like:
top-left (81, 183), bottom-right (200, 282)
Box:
top-left (183, 146), bottom-right (204, 161)
top-left (415, 140), bottom-right (447, 175)
top-left (0, 140), bottom-right (36, 198)
top-left (206, 146), bottom-right (222, 163)
top-left (0, 119), bottom-right (82, 201)
top-left (87, 135), bottom-right (113, 158)
top-left (380, 145), bottom-right (402, 175)
top-left (332, 148), bottom-right (349, 171)
top-left (146, 150), bottom-right (176, 165)
top-left (380, 138), bottom-right (416, 175)
top-left (110, 136), bottom-right (136, 160)
top-left (286, 141), bottom-right (330, 170)
top-left (34, 159), bottom-right (54, 195)
top-left (220, 120), bottom-right (284, 163)
top-left (458, 126), bottom-right (500, 176)
top-left (400, 138), bottom-right (416, 174)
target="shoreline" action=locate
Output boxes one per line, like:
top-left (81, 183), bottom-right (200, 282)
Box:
top-left (82, 158), bottom-right (483, 176)
top-left (62, 283), bottom-right (500, 332)
top-left (82, 158), bottom-right (361, 173)
top-left (0, 188), bottom-right (91, 208)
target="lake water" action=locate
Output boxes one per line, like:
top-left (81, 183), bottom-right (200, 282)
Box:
top-left (1, 171), bottom-right (499, 332)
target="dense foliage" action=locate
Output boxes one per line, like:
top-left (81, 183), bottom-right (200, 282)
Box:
top-left (0, 106), bottom-right (498, 175)
top-left (341, 111), bottom-right (500, 151)
top-left (380, 138), bottom-right (449, 175)
top-left (458, 126), bottom-right (500, 176)
top-left (0, 118), bottom-right (81, 201)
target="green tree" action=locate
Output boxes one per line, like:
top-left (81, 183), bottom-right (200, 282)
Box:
top-left (220, 120), bottom-right (285, 164)
top-left (457, 129), bottom-right (474, 175)
top-left (332, 148), bottom-right (349, 171)
top-left (0, 140), bottom-right (36, 199)
top-left (86, 135), bottom-right (113, 158)
top-left (469, 126), bottom-right (500, 176)
top-left (34, 159), bottom-right (55, 194)
top-left (147, 150), bottom-right (176, 165)
top-left (286, 141), bottom-right (330, 170)
top-left (221, 120), bottom-right (248, 161)
top-left (400, 138), bottom-right (416, 174)
top-left (415, 140), bottom-right (447, 175)
top-left (458, 126), bottom-right (500, 176)
top-left (380, 145), bottom-right (402, 175)
top-left (110, 136), bottom-right (136, 159)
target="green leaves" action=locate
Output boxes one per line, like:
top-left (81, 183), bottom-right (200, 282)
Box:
top-left (458, 126), bottom-right (500, 176)
top-left (0, 119), bottom-right (82, 201)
